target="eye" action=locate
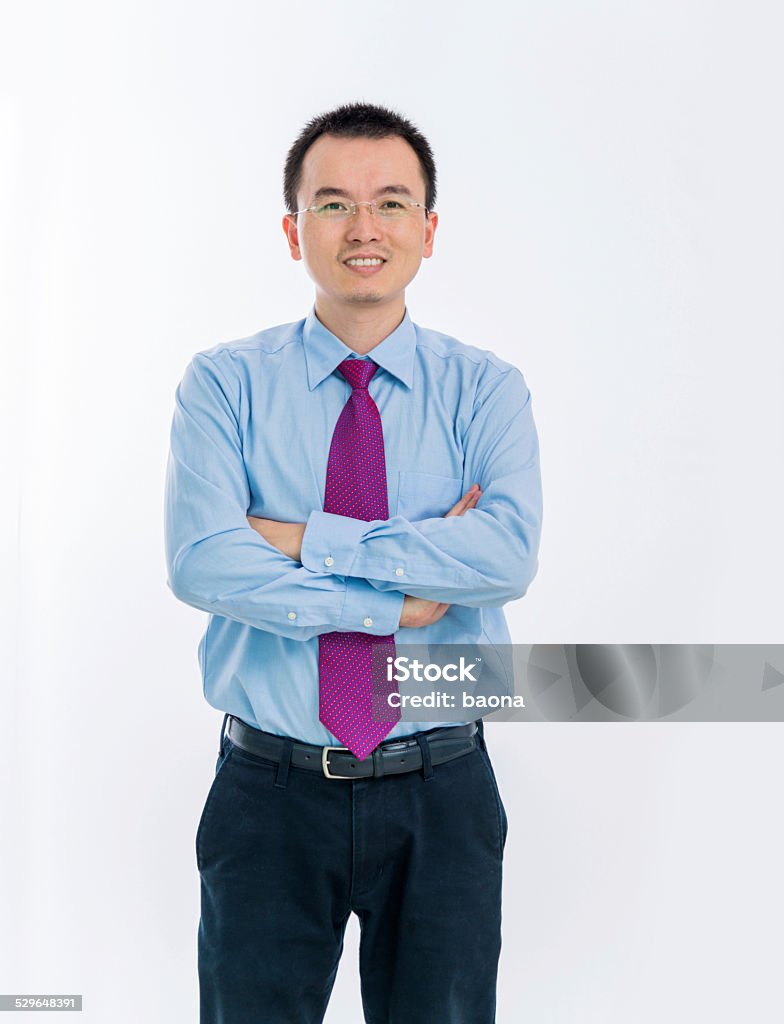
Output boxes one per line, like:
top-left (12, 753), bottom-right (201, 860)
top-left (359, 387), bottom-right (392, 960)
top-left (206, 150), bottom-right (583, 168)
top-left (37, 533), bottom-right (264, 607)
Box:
top-left (318, 201), bottom-right (349, 215)
top-left (380, 200), bottom-right (405, 209)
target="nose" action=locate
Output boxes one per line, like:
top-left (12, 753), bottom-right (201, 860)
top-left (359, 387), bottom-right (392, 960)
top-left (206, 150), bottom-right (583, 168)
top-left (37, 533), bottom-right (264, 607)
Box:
top-left (345, 202), bottom-right (381, 243)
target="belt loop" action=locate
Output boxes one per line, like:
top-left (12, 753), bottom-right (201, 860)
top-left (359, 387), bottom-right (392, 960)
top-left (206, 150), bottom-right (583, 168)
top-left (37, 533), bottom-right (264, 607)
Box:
top-left (476, 718), bottom-right (487, 752)
top-left (415, 734), bottom-right (434, 781)
top-left (274, 739), bottom-right (293, 789)
top-left (219, 713), bottom-right (229, 758)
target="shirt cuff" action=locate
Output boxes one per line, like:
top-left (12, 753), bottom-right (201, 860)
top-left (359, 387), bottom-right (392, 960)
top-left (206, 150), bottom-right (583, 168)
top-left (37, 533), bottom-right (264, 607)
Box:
top-left (338, 577), bottom-right (404, 636)
top-left (301, 510), bottom-right (367, 576)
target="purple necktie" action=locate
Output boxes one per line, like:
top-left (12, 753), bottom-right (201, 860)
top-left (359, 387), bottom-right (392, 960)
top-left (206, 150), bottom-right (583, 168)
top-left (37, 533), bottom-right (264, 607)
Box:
top-left (318, 357), bottom-right (400, 759)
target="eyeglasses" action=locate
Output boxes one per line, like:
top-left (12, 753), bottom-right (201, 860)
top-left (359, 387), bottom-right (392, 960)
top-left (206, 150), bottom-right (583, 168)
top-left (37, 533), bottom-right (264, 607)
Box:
top-left (291, 195), bottom-right (429, 221)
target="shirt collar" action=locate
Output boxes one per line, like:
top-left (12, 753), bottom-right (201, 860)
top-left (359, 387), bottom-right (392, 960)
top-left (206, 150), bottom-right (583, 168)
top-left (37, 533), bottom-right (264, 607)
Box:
top-left (302, 304), bottom-right (416, 391)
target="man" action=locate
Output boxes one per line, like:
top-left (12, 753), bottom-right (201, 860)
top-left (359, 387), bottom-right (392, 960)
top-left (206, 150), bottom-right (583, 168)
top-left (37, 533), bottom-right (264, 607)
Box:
top-left (164, 101), bottom-right (542, 1024)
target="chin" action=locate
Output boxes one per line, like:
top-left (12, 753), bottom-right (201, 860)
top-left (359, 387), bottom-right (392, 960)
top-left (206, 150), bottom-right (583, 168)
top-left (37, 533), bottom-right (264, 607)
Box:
top-left (344, 291), bottom-right (384, 304)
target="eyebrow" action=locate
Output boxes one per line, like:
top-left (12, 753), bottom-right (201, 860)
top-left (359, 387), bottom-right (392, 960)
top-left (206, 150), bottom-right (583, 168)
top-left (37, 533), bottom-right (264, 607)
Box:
top-left (310, 184), bottom-right (416, 202)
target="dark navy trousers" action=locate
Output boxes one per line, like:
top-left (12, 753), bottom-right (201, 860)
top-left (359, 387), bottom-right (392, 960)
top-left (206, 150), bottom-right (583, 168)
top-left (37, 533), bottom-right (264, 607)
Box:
top-left (196, 719), bottom-right (508, 1023)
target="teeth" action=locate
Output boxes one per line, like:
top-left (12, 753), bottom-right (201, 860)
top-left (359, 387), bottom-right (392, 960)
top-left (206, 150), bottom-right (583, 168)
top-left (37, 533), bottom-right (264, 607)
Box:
top-left (346, 258), bottom-right (384, 266)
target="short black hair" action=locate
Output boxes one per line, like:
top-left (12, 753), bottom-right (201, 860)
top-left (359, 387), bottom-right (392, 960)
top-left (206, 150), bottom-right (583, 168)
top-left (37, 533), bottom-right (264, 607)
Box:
top-left (283, 101), bottom-right (437, 215)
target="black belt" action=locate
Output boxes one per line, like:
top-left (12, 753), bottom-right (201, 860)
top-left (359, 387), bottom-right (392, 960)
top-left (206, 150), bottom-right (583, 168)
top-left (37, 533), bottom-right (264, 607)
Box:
top-left (225, 715), bottom-right (479, 780)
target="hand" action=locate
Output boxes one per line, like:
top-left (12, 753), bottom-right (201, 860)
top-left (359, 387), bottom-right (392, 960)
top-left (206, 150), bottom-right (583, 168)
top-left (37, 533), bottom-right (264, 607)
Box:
top-left (247, 516), bottom-right (305, 561)
top-left (445, 484), bottom-right (482, 517)
top-left (399, 595), bottom-right (450, 628)
top-left (399, 483), bottom-right (483, 628)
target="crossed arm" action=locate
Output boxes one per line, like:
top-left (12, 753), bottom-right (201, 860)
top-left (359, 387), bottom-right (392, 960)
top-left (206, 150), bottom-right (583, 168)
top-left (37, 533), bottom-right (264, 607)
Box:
top-left (165, 351), bottom-right (542, 641)
top-left (247, 485), bottom-right (483, 629)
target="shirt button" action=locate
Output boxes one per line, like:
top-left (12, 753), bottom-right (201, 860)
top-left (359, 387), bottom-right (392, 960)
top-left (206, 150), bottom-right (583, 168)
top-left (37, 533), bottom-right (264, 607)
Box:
top-left (394, 567), bottom-right (405, 576)
top-left (287, 611), bottom-right (297, 620)
top-left (324, 556), bottom-right (335, 567)
top-left (363, 617), bottom-right (373, 627)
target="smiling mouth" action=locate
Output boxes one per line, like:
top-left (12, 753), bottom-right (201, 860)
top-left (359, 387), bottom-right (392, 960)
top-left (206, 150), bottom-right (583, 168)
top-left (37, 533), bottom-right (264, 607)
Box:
top-left (344, 257), bottom-right (386, 267)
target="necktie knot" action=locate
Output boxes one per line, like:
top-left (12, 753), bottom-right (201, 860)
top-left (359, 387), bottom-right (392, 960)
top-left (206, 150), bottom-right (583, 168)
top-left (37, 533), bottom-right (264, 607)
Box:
top-left (338, 357), bottom-right (379, 391)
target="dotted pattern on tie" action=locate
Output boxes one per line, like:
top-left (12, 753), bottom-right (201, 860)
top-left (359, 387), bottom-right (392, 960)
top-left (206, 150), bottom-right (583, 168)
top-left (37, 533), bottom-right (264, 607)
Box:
top-left (318, 358), bottom-right (400, 760)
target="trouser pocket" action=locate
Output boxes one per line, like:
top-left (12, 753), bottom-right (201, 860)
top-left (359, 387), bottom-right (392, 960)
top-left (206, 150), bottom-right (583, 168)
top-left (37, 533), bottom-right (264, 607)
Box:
top-left (195, 743), bottom-right (235, 871)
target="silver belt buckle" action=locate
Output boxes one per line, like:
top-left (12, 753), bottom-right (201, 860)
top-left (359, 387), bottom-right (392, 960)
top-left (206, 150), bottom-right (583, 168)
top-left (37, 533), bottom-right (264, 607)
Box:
top-left (322, 745), bottom-right (354, 780)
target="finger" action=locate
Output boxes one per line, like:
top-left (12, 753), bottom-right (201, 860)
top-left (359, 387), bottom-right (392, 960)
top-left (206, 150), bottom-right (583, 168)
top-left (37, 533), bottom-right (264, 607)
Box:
top-left (447, 490), bottom-right (483, 518)
top-left (459, 485), bottom-right (481, 506)
top-left (445, 486), bottom-right (480, 517)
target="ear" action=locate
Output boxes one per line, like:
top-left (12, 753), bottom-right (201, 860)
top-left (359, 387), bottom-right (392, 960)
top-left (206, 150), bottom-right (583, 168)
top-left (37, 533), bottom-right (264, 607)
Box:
top-left (422, 210), bottom-right (438, 259)
top-left (282, 214), bottom-right (302, 261)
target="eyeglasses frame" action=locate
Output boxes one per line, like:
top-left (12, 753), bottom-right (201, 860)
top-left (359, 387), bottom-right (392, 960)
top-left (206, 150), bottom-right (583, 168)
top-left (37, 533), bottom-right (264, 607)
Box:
top-left (289, 197), bottom-right (431, 221)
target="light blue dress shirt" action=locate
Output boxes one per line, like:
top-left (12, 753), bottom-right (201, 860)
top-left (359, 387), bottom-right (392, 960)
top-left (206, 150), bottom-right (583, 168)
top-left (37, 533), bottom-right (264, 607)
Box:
top-left (164, 304), bottom-right (543, 744)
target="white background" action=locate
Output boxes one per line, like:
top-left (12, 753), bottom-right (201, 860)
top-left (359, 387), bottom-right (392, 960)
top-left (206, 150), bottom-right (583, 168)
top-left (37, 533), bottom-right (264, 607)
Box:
top-left (2, 1), bottom-right (783, 1021)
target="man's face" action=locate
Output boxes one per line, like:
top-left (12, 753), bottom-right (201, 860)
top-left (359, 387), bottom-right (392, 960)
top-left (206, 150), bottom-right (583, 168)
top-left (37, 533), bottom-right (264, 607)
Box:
top-left (283, 134), bottom-right (438, 310)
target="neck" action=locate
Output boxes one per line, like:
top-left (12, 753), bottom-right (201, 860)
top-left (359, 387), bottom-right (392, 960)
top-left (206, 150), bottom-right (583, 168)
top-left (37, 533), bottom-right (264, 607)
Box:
top-left (313, 295), bottom-right (406, 355)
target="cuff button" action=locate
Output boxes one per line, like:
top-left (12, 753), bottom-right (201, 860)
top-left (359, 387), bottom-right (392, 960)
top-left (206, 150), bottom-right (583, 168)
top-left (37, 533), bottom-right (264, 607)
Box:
top-left (324, 556), bottom-right (335, 567)
top-left (363, 617), bottom-right (373, 627)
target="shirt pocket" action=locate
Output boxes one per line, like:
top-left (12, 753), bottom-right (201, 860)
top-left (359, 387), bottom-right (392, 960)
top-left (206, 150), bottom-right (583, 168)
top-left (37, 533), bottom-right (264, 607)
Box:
top-left (396, 470), bottom-right (464, 521)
